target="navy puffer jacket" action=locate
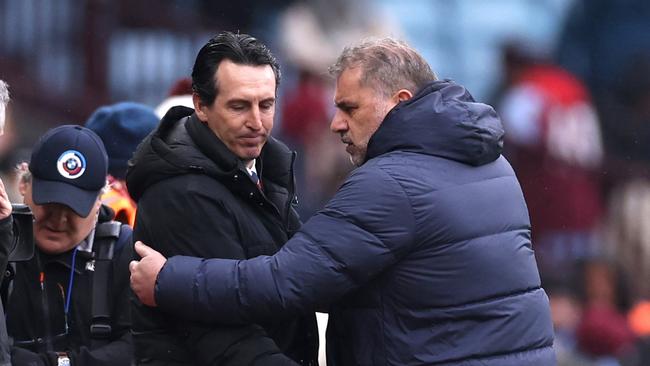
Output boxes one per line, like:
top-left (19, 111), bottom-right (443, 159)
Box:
top-left (155, 81), bottom-right (556, 365)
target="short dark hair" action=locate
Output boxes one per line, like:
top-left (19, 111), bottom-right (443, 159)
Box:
top-left (192, 31), bottom-right (281, 105)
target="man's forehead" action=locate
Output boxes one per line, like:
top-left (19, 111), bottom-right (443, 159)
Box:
top-left (334, 69), bottom-right (371, 104)
top-left (215, 61), bottom-right (276, 99)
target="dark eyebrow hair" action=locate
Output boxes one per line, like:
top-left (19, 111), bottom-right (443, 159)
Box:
top-left (335, 100), bottom-right (357, 109)
top-left (226, 96), bottom-right (276, 104)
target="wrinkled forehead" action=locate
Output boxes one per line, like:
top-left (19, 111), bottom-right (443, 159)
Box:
top-left (334, 67), bottom-right (379, 104)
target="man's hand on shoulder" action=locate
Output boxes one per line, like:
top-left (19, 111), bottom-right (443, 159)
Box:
top-left (129, 241), bottom-right (167, 307)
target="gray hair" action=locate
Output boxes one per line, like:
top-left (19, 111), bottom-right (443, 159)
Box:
top-left (329, 37), bottom-right (437, 97)
top-left (0, 80), bottom-right (9, 106)
top-left (18, 163), bottom-right (110, 197)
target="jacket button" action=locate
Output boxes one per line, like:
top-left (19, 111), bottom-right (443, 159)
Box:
top-left (249, 192), bottom-right (254, 198)
top-left (259, 202), bottom-right (264, 206)
top-left (233, 174), bottom-right (239, 180)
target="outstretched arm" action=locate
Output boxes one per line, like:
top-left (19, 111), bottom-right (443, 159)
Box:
top-left (134, 166), bottom-right (416, 324)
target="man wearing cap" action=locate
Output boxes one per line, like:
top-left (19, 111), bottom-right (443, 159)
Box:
top-left (4, 125), bottom-right (133, 366)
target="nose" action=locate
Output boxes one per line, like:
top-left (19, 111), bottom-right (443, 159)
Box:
top-left (246, 106), bottom-right (263, 131)
top-left (48, 204), bottom-right (67, 225)
top-left (330, 110), bottom-right (348, 134)
top-left (47, 203), bottom-right (71, 226)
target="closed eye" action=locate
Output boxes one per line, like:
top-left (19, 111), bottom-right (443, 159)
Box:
top-left (228, 102), bottom-right (248, 112)
top-left (336, 102), bottom-right (357, 115)
top-left (260, 99), bottom-right (275, 111)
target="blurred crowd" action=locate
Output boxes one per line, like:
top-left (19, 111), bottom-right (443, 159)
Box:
top-left (1, 0), bottom-right (650, 365)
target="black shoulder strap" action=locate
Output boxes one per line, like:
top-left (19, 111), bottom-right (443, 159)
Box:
top-left (89, 221), bottom-right (130, 346)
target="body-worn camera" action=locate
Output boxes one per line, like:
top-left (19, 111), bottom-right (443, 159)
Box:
top-left (9, 203), bottom-right (34, 262)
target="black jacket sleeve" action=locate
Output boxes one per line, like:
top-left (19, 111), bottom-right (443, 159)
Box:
top-left (0, 216), bottom-right (12, 366)
top-left (133, 175), bottom-right (296, 366)
top-left (0, 216), bottom-right (12, 280)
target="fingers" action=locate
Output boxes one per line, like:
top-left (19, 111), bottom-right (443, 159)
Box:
top-left (129, 260), bottom-right (139, 274)
top-left (134, 241), bottom-right (154, 257)
top-left (129, 255), bottom-right (158, 307)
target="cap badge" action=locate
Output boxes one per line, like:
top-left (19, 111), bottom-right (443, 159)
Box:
top-left (57, 150), bottom-right (86, 179)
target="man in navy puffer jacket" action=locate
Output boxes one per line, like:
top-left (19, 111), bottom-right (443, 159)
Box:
top-left (130, 37), bottom-right (556, 365)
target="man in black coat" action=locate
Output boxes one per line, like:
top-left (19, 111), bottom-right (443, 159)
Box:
top-left (6, 125), bottom-right (133, 366)
top-left (126, 31), bottom-right (318, 366)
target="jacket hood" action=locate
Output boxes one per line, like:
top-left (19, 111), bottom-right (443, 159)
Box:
top-left (366, 80), bottom-right (504, 166)
top-left (126, 106), bottom-right (215, 202)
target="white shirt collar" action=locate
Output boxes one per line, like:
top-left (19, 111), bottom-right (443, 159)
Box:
top-left (245, 159), bottom-right (258, 178)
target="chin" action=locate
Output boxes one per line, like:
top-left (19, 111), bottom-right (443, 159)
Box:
top-left (36, 237), bottom-right (74, 255)
top-left (349, 154), bottom-right (364, 167)
top-left (240, 149), bottom-right (262, 160)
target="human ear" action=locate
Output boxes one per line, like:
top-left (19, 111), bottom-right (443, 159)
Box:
top-left (394, 89), bottom-right (413, 103)
top-left (193, 93), bottom-right (209, 122)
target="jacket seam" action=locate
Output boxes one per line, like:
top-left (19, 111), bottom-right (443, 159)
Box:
top-left (421, 286), bottom-right (545, 311)
top-left (434, 225), bottom-right (530, 250)
top-left (429, 343), bottom-right (554, 365)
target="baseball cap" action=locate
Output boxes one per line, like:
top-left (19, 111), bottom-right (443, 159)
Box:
top-left (29, 125), bottom-right (108, 217)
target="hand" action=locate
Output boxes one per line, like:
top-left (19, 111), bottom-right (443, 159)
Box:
top-left (0, 178), bottom-right (12, 220)
top-left (129, 241), bottom-right (167, 307)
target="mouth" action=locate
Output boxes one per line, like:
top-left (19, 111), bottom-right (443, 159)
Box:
top-left (239, 134), bottom-right (266, 144)
top-left (340, 137), bottom-right (354, 152)
top-left (43, 225), bottom-right (66, 234)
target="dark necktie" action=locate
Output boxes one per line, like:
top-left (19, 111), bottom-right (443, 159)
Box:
top-left (250, 171), bottom-right (262, 190)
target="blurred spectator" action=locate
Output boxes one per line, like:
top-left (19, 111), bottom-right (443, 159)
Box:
top-left (546, 280), bottom-right (587, 366)
top-left (278, 0), bottom-right (399, 75)
top-left (279, 69), bottom-right (350, 217)
top-left (155, 78), bottom-right (194, 119)
top-left (498, 43), bottom-right (604, 279)
top-left (276, 0), bottom-right (399, 219)
top-left (85, 102), bottom-right (158, 226)
top-left (600, 54), bottom-right (650, 301)
top-left (575, 259), bottom-right (637, 364)
top-left (280, 70), bottom-right (329, 147)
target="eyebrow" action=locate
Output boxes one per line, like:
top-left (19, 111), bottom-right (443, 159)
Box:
top-left (227, 97), bottom-right (276, 105)
top-left (335, 100), bottom-right (357, 109)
